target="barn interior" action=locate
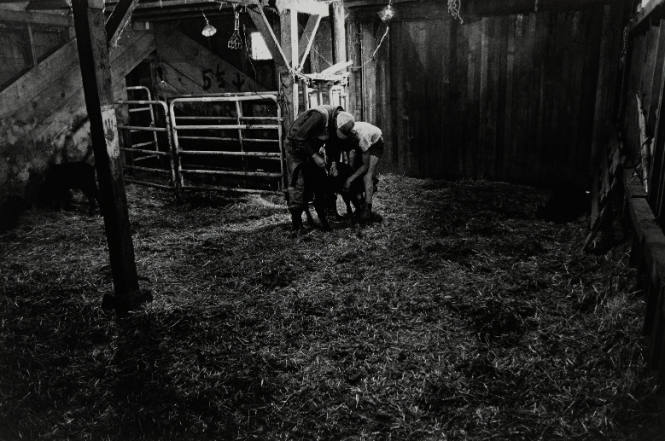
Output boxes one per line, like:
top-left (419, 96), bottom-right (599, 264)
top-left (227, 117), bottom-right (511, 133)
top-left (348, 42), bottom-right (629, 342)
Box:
top-left (2, 0), bottom-right (665, 439)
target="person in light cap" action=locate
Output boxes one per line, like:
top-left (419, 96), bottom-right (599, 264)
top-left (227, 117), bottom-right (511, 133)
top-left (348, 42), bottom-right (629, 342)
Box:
top-left (336, 112), bottom-right (355, 140)
top-left (341, 121), bottom-right (384, 223)
top-left (284, 105), bottom-right (354, 232)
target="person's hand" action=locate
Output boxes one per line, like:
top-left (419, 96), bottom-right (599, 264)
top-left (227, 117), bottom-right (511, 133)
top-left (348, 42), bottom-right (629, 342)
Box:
top-left (343, 178), bottom-right (352, 191)
top-left (312, 153), bottom-right (326, 169)
top-left (330, 162), bottom-right (338, 177)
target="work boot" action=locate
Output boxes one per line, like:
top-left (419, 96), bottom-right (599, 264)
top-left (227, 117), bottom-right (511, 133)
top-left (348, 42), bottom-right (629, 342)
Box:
top-left (290, 209), bottom-right (303, 231)
top-left (359, 203), bottom-right (372, 225)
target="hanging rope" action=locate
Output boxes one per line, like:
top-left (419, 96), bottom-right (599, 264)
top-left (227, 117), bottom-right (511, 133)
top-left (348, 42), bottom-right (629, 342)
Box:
top-left (350, 24), bottom-right (390, 69)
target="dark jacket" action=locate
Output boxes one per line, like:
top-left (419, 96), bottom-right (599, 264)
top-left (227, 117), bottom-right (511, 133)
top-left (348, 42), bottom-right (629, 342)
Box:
top-left (286, 105), bottom-right (345, 159)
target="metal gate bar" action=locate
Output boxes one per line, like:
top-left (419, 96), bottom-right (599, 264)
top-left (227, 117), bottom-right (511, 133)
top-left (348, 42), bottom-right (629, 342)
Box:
top-left (125, 86), bottom-right (159, 161)
top-left (169, 93), bottom-right (284, 194)
top-left (116, 98), bottom-right (181, 197)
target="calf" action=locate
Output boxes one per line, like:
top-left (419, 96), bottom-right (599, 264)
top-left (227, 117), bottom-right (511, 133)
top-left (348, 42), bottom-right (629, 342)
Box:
top-left (42, 150), bottom-right (100, 215)
top-left (536, 184), bottom-right (590, 223)
top-left (299, 162), bottom-right (334, 230)
top-left (331, 162), bottom-right (366, 218)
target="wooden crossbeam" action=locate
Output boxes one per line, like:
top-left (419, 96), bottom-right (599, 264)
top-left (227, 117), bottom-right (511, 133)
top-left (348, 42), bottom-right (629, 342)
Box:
top-left (247, 4), bottom-right (289, 67)
top-left (25, 0), bottom-right (72, 9)
top-left (273, 0), bottom-right (329, 16)
top-left (0, 9), bottom-right (72, 26)
top-left (105, 0), bottom-right (137, 46)
top-left (298, 14), bottom-right (321, 68)
top-left (104, 0), bottom-right (258, 9)
top-left (344, 0), bottom-right (612, 13)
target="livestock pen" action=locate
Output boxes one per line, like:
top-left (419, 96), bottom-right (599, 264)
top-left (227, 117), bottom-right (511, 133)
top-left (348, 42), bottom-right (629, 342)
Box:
top-left (0, 176), bottom-right (663, 440)
top-left (2, 0), bottom-right (665, 439)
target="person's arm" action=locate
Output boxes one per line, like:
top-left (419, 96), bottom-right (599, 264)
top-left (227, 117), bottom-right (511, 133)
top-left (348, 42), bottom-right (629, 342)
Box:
top-left (325, 145), bottom-right (339, 175)
top-left (293, 112), bottom-right (327, 168)
top-left (311, 151), bottom-right (326, 168)
top-left (344, 151), bottom-right (370, 190)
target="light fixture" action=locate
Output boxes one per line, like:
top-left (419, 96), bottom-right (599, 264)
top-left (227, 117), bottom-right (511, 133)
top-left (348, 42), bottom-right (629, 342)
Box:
top-left (201, 11), bottom-right (217, 37)
top-left (378, 0), bottom-right (395, 23)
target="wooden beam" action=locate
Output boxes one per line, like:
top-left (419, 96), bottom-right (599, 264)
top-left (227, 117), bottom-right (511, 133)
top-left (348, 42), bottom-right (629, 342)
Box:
top-left (0, 9), bottom-right (72, 26)
top-left (274, 0), bottom-right (329, 16)
top-left (632, 0), bottom-right (665, 33)
top-left (331, 0), bottom-right (346, 64)
top-left (25, 0), bottom-right (71, 9)
top-left (71, 0), bottom-right (147, 312)
top-left (463, 0), bottom-right (614, 16)
top-left (298, 13), bottom-right (321, 68)
top-left (346, 0), bottom-right (613, 13)
top-left (281, 8), bottom-right (299, 116)
top-left (105, 0), bottom-right (138, 46)
top-left (104, 0), bottom-right (258, 10)
top-left (247, 4), bottom-right (289, 66)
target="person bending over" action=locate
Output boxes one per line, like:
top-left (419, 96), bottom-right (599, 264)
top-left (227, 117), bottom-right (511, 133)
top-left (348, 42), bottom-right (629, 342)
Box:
top-left (284, 105), bottom-right (355, 231)
top-left (339, 121), bottom-right (383, 223)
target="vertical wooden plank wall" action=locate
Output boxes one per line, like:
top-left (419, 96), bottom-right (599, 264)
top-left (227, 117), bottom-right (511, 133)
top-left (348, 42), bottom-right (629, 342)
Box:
top-left (625, 19), bottom-right (665, 223)
top-left (617, 11), bottom-right (665, 383)
top-left (347, 3), bottom-right (622, 186)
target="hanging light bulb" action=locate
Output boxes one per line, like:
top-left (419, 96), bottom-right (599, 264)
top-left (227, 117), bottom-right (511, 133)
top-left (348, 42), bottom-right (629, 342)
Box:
top-left (378, 0), bottom-right (396, 23)
top-left (201, 11), bottom-right (217, 37)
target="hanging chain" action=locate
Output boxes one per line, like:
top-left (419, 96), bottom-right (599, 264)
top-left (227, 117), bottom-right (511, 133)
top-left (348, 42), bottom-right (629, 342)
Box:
top-left (448, 0), bottom-right (464, 24)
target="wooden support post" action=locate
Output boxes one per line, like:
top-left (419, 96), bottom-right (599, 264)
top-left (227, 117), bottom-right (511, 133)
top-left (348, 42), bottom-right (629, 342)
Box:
top-left (280, 8), bottom-right (299, 120)
top-left (331, 0), bottom-right (347, 64)
top-left (71, 0), bottom-right (147, 312)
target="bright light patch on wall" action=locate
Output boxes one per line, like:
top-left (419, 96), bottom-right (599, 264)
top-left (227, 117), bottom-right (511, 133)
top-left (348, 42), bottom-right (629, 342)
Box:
top-left (250, 32), bottom-right (272, 60)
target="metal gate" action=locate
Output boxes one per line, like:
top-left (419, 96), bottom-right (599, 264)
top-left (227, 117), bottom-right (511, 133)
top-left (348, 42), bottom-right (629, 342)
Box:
top-left (117, 90), bottom-right (285, 197)
top-left (117, 86), bottom-right (179, 193)
top-left (169, 92), bottom-right (284, 194)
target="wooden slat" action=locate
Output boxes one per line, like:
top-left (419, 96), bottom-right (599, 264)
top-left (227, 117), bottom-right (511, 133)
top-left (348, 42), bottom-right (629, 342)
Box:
top-left (348, 2), bottom-right (617, 184)
top-left (0, 9), bottom-right (72, 26)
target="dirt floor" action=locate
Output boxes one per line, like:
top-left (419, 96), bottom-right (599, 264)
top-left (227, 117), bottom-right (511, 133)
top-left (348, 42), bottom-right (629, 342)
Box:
top-left (1, 174), bottom-right (664, 441)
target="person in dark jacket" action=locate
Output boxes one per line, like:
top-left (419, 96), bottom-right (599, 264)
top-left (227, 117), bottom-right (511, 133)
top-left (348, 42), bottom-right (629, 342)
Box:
top-left (285, 105), bottom-right (355, 231)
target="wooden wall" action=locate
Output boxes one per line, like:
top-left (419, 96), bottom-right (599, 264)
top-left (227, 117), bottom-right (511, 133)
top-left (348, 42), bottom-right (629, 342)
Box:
top-left (618, 6), bottom-right (665, 385)
top-left (624, 16), bottom-right (665, 224)
top-left (347, 1), bottom-right (625, 187)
